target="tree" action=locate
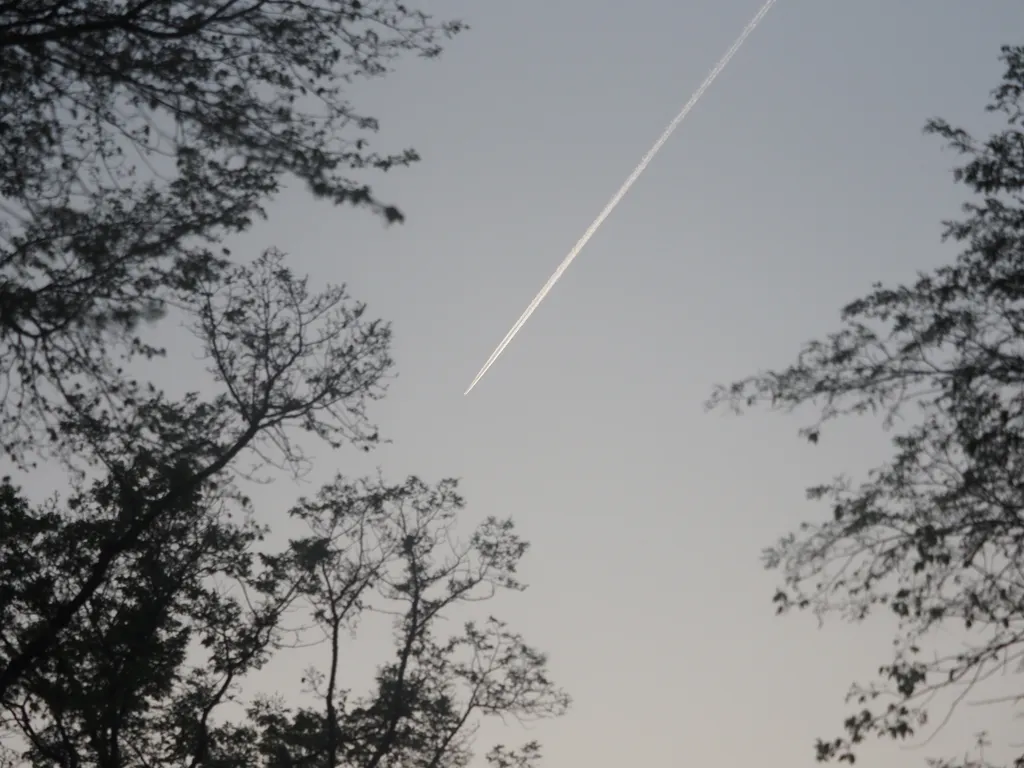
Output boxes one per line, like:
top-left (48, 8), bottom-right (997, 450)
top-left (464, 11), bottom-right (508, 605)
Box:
top-left (0, 6), bottom-right (570, 767)
top-left (0, 0), bottom-right (460, 711)
top-left (0, 4), bottom-right (571, 764)
top-left (0, 243), bottom-right (570, 767)
top-left (0, 469), bottom-right (568, 768)
top-left (707, 45), bottom-right (1024, 768)
top-left (0, 249), bottom-right (392, 708)
top-left (0, 0), bottom-right (465, 467)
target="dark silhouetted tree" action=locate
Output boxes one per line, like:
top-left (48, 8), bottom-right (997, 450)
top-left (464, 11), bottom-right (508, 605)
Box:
top-left (0, 8), bottom-right (569, 768)
top-left (708, 45), bottom-right (1024, 768)
top-left (0, 0), bottom-right (464, 467)
top-left (0, 470), bottom-right (568, 768)
top-left (0, 0), bottom-right (465, 712)
top-left (0, 249), bottom-right (392, 708)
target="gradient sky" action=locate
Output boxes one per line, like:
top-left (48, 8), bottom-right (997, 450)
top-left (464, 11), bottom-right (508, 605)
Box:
top-left (67, 1), bottom-right (1024, 766)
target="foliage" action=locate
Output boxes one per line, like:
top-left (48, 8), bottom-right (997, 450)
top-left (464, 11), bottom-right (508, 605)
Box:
top-left (707, 45), bottom-right (1024, 768)
top-left (0, 4), bottom-right (569, 768)
top-left (0, 0), bottom-right (464, 467)
top-left (0, 472), bottom-right (568, 768)
top-left (0, 248), bottom-right (390, 709)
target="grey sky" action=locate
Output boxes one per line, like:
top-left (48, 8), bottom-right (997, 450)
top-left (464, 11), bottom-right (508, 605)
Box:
top-left (163, 1), bottom-right (1024, 766)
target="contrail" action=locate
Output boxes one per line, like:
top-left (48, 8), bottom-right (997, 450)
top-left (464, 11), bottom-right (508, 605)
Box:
top-left (463, 0), bottom-right (777, 396)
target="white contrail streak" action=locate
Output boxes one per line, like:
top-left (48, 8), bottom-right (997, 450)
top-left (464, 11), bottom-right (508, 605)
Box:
top-left (463, 0), bottom-right (777, 396)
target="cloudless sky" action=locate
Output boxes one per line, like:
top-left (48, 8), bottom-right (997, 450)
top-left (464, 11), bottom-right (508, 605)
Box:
top-left (79, 2), bottom-right (1024, 766)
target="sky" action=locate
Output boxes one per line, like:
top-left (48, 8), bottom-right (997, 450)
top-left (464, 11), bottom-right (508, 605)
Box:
top-left (36, 1), bottom-right (1024, 766)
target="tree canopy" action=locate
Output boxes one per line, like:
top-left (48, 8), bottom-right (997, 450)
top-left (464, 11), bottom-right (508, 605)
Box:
top-left (1, 470), bottom-right (568, 768)
top-left (0, 0), bottom-right (463, 468)
top-left (0, 3), bottom-right (570, 767)
top-left (709, 45), bottom-right (1024, 768)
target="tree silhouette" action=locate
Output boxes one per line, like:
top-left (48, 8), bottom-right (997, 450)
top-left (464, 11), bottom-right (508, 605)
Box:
top-left (0, 249), bottom-right (392, 703)
top-left (0, 472), bottom-right (568, 768)
top-left (0, 4), bottom-right (570, 767)
top-left (0, 0), bottom-right (464, 467)
top-left (709, 45), bottom-right (1024, 768)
